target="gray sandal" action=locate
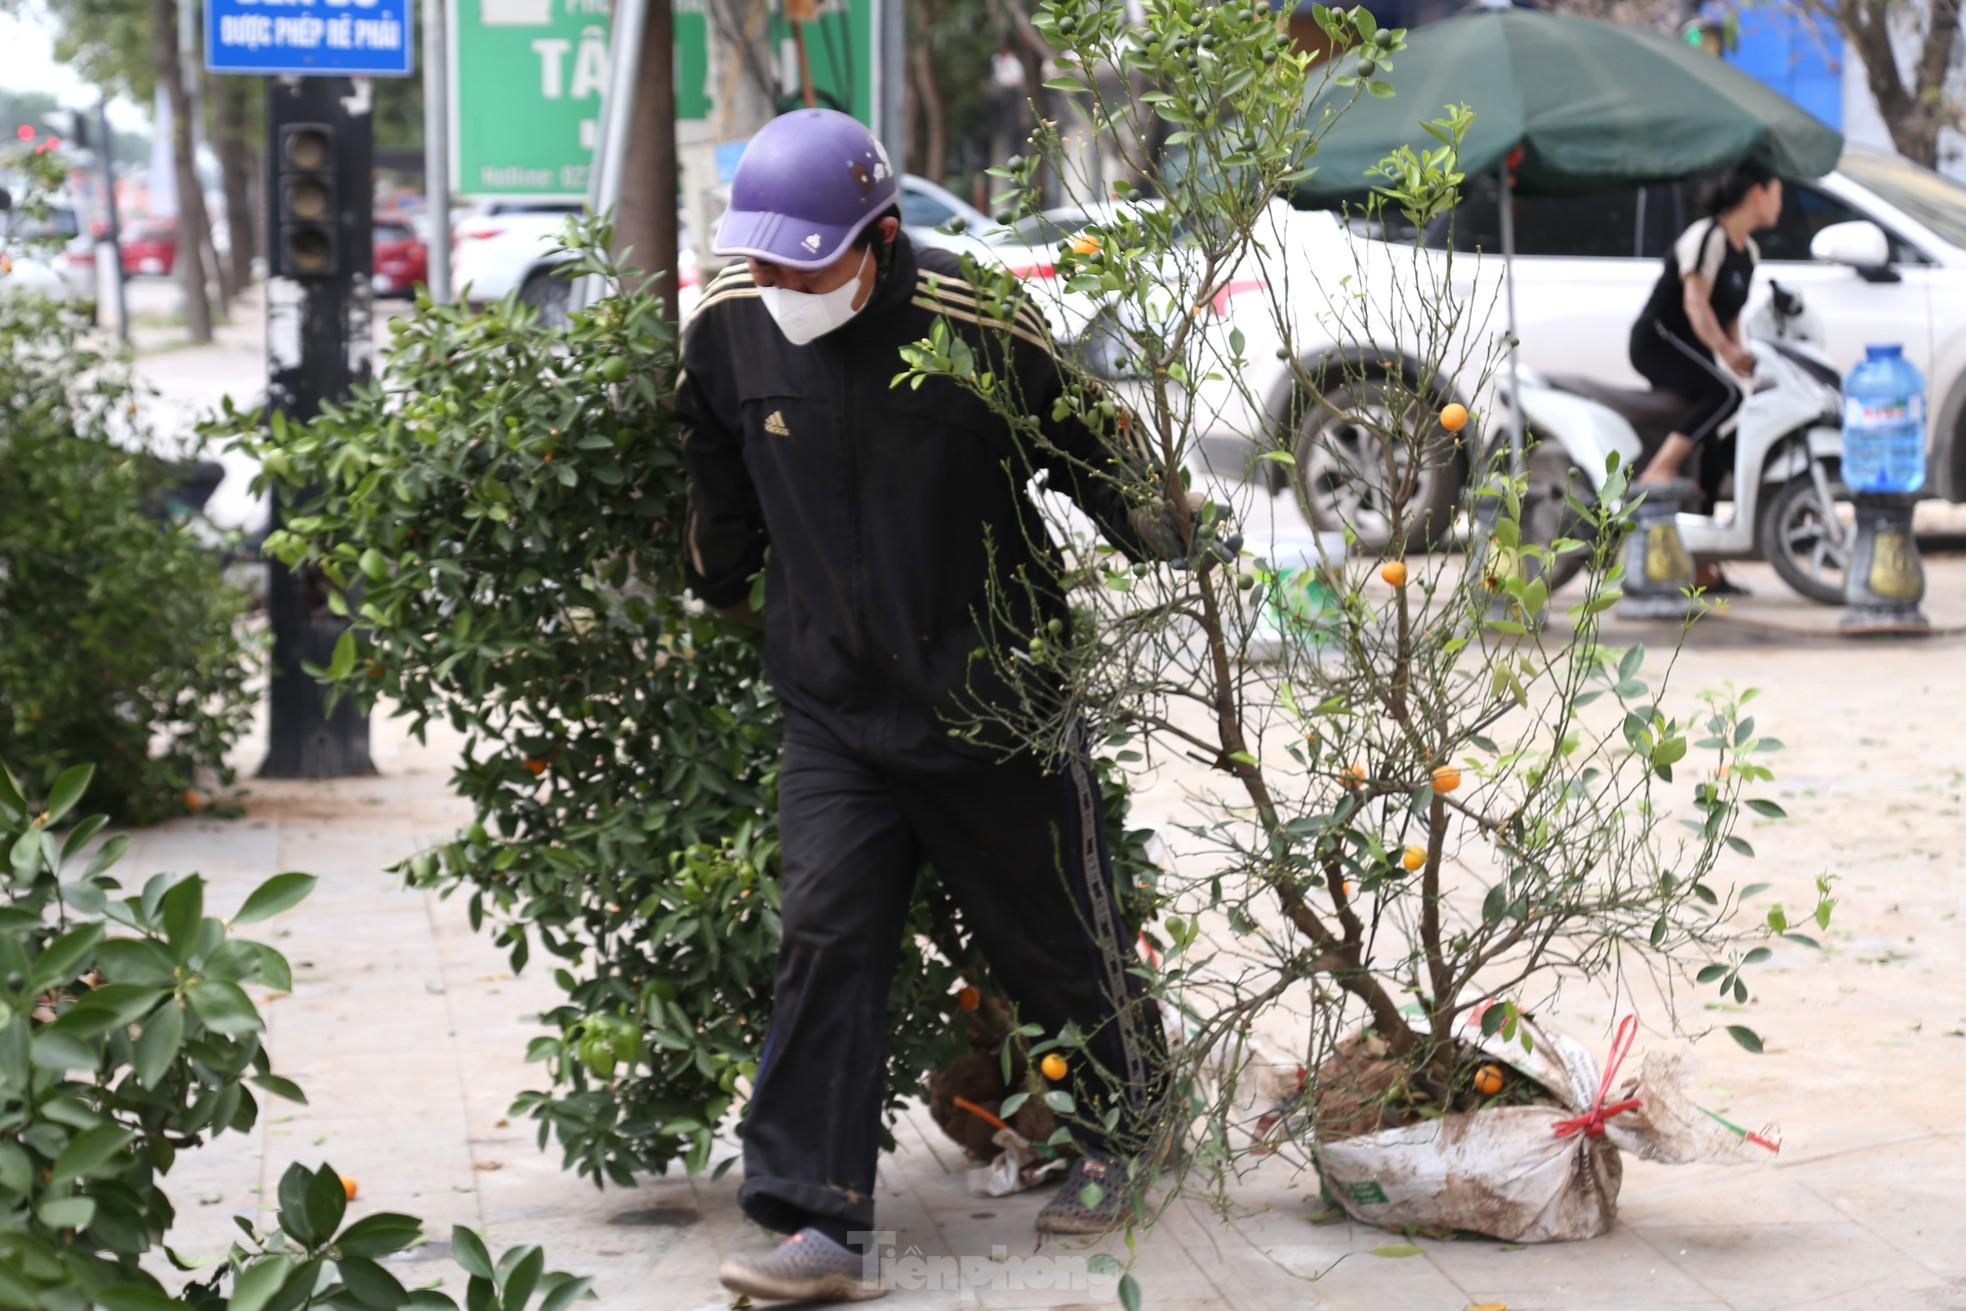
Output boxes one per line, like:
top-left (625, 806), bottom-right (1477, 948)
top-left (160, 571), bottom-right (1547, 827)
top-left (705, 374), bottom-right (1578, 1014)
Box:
top-left (717, 1227), bottom-right (887, 1302)
top-left (1036, 1154), bottom-right (1133, 1235)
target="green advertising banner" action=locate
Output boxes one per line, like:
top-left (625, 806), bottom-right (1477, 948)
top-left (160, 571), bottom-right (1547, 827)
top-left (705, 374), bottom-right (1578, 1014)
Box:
top-left (449, 0), bottom-right (711, 200)
top-left (766, 1), bottom-right (874, 126)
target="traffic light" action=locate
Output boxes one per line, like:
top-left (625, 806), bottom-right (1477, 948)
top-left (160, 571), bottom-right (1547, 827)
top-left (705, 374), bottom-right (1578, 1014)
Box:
top-left (277, 122), bottom-right (337, 278)
top-left (41, 110), bottom-right (87, 148)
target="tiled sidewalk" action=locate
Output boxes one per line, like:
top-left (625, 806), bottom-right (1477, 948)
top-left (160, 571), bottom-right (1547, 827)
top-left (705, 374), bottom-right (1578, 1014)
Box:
top-left (124, 607), bottom-right (1966, 1310)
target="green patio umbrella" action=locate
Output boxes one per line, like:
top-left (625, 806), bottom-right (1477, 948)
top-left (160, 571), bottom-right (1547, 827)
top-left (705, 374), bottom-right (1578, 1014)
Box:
top-left (1289, 2), bottom-right (1844, 453)
top-left (1293, 5), bottom-right (1842, 207)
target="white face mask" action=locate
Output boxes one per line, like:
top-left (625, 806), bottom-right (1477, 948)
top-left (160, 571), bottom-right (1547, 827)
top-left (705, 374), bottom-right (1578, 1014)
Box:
top-left (758, 247), bottom-right (872, 346)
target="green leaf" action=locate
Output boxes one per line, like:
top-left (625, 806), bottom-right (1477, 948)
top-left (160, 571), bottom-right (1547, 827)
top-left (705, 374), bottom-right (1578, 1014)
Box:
top-left (1726, 1025), bottom-right (1764, 1054)
top-left (94, 938), bottom-right (177, 986)
top-left (51, 1123), bottom-right (135, 1181)
top-left (1696, 964), bottom-right (1728, 984)
top-left (188, 981), bottom-right (263, 1036)
top-left (1118, 1272), bottom-right (1143, 1311)
top-left (60, 813), bottom-right (109, 866)
top-left (234, 872), bottom-right (318, 925)
top-left (537, 1276), bottom-right (595, 1311)
top-left (503, 1245), bottom-right (546, 1310)
top-left (29, 1029), bottom-right (96, 1073)
top-left (228, 1255), bottom-right (295, 1311)
top-left (135, 1002), bottom-right (185, 1088)
top-left (1725, 836), bottom-right (1755, 859)
top-left (329, 628), bottom-right (358, 680)
top-left (452, 1226), bottom-right (495, 1280)
top-left (0, 1142), bottom-right (31, 1194)
top-left (36, 1196), bottom-right (97, 1229)
top-left (304, 1162), bottom-right (349, 1242)
top-left (997, 1092), bottom-right (1030, 1118)
top-left (160, 875), bottom-right (204, 957)
top-left (1745, 799), bottom-right (1787, 818)
top-left (278, 1163), bottom-right (318, 1244)
top-left (82, 833), bottom-right (132, 881)
top-left (1042, 1090), bottom-right (1077, 1115)
top-left (337, 1213), bottom-right (426, 1259)
top-left (97, 1287), bottom-right (181, 1311)
top-left (1743, 947), bottom-right (1773, 965)
top-left (338, 1255), bottom-right (409, 1309)
top-left (0, 763), bottom-right (24, 822)
top-left (60, 983), bottom-right (165, 1032)
top-left (43, 764), bottom-right (95, 826)
top-left (253, 1073), bottom-right (309, 1105)
top-left (29, 923), bottom-right (103, 992)
top-left (1369, 1243), bottom-right (1424, 1257)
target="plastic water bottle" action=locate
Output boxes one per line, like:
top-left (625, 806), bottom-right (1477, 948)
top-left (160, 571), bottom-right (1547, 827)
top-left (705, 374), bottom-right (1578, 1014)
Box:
top-left (1842, 344), bottom-right (1927, 494)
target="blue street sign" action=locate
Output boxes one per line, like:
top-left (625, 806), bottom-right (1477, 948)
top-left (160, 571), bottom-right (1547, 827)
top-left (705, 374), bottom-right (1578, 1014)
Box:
top-left (207, 0), bottom-right (415, 77)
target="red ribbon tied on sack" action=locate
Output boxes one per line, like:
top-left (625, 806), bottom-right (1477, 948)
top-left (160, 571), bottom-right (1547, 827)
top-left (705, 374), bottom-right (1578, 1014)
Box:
top-left (1551, 1014), bottom-right (1644, 1140)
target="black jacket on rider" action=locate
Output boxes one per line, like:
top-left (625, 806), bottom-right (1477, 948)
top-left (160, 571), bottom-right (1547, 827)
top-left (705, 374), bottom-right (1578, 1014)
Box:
top-left (676, 231), bottom-right (1151, 763)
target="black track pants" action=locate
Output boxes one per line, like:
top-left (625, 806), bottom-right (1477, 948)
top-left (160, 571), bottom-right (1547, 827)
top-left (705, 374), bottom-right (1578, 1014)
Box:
top-left (735, 706), bottom-right (1161, 1238)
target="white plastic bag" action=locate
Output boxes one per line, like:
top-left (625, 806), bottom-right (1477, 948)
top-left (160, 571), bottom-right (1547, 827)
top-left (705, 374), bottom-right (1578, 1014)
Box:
top-left (965, 1127), bottom-right (1071, 1197)
top-left (1311, 1012), bottom-right (1779, 1242)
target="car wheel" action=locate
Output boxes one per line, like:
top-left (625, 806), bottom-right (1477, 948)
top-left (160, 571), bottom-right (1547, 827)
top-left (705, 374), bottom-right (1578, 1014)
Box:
top-left (1288, 377), bottom-right (1462, 552)
top-left (518, 267), bottom-right (572, 327)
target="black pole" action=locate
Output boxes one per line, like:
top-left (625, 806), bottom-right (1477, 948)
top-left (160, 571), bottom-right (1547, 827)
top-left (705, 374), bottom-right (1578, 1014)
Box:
top-left (95, 100), bottom-right (129, 346)
top-left (259, 75), bottom-right (377, 779)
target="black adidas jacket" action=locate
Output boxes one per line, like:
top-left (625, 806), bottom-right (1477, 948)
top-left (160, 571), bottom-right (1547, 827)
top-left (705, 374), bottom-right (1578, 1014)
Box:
top-left (676, 232), bottom-right (1149, 757)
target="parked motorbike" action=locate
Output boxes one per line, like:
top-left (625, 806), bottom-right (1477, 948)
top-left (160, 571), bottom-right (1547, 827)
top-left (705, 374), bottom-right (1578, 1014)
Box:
top-left (1507, 283), bottom-right (1851, 603)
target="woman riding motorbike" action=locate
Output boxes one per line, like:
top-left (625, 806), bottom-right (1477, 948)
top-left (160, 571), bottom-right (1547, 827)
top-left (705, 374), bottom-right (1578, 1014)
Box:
top-left (1629, 162), bottom-right (1785, 591)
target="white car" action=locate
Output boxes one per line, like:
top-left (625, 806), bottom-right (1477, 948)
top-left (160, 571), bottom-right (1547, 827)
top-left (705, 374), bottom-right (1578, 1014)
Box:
top-left (1, 202), bottom-right (92, 303)
top-left (1096, 148), bottom-right (1966, 547)
top-left (453, 200), bottom-right (700, 322)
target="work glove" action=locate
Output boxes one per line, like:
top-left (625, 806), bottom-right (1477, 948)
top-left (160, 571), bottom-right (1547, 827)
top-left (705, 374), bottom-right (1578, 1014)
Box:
top-left (1131, 491), bottom-right (1242, 574)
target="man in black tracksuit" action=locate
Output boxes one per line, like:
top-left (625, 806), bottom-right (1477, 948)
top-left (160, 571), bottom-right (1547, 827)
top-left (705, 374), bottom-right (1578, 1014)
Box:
top-left (686, 110), bottom-right (1175, 1303)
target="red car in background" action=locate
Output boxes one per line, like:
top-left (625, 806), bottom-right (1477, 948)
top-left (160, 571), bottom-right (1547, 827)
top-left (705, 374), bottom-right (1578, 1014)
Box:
top-left (120, 222), bottom-right (177, 277)
top-left (373, 218), bottom-right (428, 298)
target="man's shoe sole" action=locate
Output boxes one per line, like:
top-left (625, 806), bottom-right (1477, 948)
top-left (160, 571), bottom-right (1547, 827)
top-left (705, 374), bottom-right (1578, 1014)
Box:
top-left (717, 1259), bottom-right (888, 1303)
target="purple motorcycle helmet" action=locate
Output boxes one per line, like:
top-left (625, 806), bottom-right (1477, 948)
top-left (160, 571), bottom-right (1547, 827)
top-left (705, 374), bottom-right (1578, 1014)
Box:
top-left (712, 109), bottom-right (900, 271)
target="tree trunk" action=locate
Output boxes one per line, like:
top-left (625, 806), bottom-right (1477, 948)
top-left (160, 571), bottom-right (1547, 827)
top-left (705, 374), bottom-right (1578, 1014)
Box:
top-left (909, 12), bottom-right (946, 185)
top-left (215, 76), bottom-right (258, 290)
top-left (615, 0), bottom-right (679, 323)
top-left (1839, 0), bottom-right (1960, 169)
top-left (151, 0), bottom-right (213, 343)
top-left (186, 12), bottom-right (233, 311)
top-left (204, 214), bottom-right (233, 309)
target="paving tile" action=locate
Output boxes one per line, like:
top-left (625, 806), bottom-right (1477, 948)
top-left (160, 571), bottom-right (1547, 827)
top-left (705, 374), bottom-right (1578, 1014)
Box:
top-left (1786, 1136), bottom-right (1966, 1278)
top-left (1628, 1221), bottom-right (1933, 1310)
top-left (1425, 1225), bottom-right (1716, 1307)
top-left (104, 620), bottom-right (1966, 1311)
top-left (1617, 1160), bottom-right (1850, 1228)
